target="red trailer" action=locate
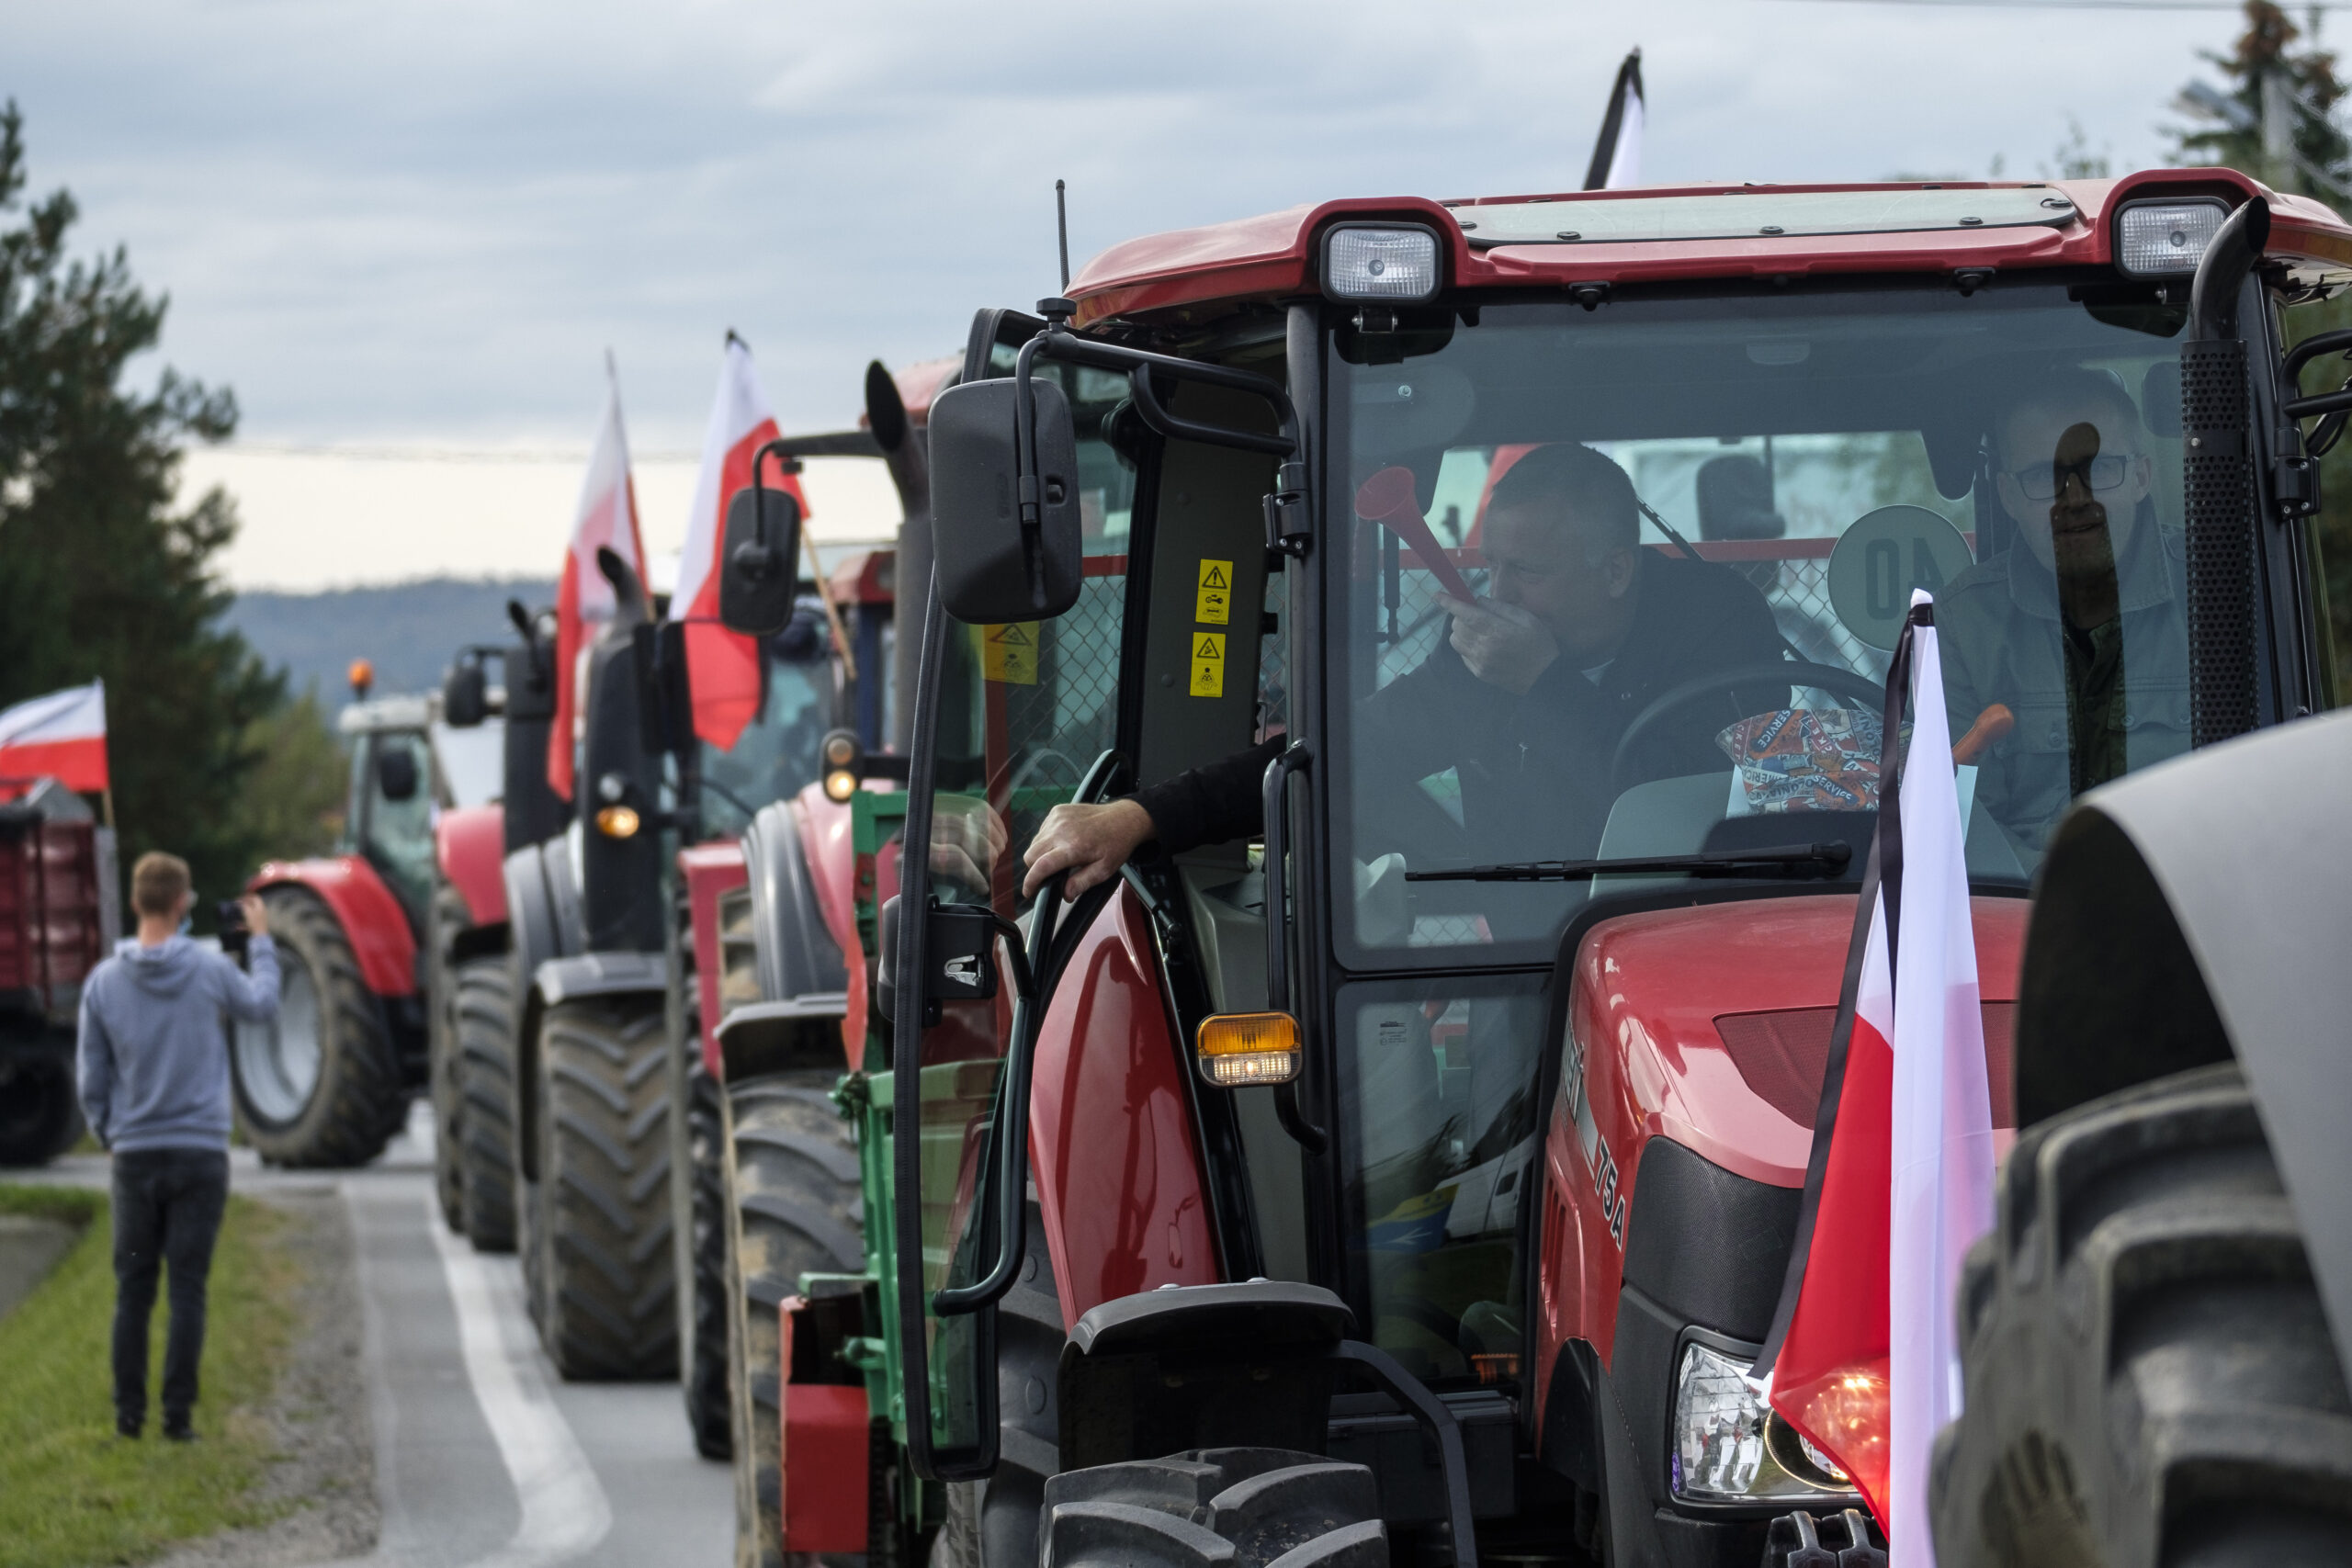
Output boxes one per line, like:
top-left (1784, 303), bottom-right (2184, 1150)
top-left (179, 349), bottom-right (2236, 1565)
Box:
top-left (0, 778), bottom-right (112, 1166)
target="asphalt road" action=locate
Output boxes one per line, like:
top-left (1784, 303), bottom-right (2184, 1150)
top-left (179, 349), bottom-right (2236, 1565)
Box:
top-left (38, 1107), bottom-right (733, 1568)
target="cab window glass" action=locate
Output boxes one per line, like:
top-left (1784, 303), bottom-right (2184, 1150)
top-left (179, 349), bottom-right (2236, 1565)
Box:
top-left (1329, 286), bottom-right (2202, 966)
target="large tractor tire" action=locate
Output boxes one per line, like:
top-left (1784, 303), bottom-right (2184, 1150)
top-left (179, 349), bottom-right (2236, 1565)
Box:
top-left (0, 1043), bottom-right (83, 1167)
top-left (426, 886), bottom-right (471, 1232)
top-left (527, 994), bottom-right (676, 1380)
top-left (680, 1050), bottom-right (732, 1460)
top-left (1037, 1449), bottom-right (1387, 1568)
top-left (231, 888), bottom-right (403, 1168)
top-left (455, 957), bottom-right (519, 1252)
top-left (933, 1203), bottom-right (1068, 1568)
top-left (1930, 1063), bottom-right (2352, 1567)
top-left (724, 1071), bottom-right (863, 1568)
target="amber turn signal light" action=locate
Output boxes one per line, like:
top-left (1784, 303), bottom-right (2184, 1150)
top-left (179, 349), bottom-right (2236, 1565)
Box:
top-left (1194, 1012), bottom-right (1301, 1087)
top-left (594, 805), bottom-right (641, 839)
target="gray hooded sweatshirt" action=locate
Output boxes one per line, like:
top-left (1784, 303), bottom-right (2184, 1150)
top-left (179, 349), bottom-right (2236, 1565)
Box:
top-left (77, 933), bottom-right (280, 1153)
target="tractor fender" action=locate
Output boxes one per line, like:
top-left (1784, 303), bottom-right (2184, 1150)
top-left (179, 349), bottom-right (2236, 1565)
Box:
top-left (676, 840), bottom-right (748, 1079)
top-left (792, 784), bottom-right (876, 1069)
top-left (1029, 884), bottom-right (1220, 1325)
top-left (435, 804), bottom-right (507, 929)
top-left (252, 856), bottom-right (415, 998)
top-left (2021, 706), bottom-right (2352, 1379)
top-left (743, 793), bottom-right (853, 1052)
top-left (533, 950), bottom-right (667, 1010)
top-left (502, 840), bottom-right (576, 988)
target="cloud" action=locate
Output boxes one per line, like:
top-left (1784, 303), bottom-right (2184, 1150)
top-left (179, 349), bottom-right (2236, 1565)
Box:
top-left (11, 0), bottom-right (2234, 579)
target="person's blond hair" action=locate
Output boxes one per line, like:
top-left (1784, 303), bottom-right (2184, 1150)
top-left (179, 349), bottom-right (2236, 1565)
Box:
top-left (130, 852), bottom-right (192, 919)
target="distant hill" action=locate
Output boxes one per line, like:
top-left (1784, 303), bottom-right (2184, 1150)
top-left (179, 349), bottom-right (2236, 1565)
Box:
top-left (227, 577), bottom-right (558, 704)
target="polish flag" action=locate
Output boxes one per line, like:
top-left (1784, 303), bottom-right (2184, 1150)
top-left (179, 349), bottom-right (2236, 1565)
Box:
top-left (548, 369), bottom-right (647, 802)
top-left (672, 336), bottom-right (806, 750)
top-left (1752, 591), bottom-right (1995, 1559)
top-left (0, 681), bottom-right (108, 794)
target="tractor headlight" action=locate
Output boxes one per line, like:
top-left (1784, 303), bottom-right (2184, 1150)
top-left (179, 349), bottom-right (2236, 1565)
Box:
top-left (1323, 225), bottom-right (1441, 303)
top-left (820, 728), bottom-right (862, 803)
top-left (2114, 197), bottom-right (2229, 277)
top-left (1669, 1340), bottom-right (1857, 1506)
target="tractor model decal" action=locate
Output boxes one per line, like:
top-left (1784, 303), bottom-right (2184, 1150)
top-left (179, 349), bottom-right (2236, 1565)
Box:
top-left (1561, 1019), bottom-right (1624, 1251)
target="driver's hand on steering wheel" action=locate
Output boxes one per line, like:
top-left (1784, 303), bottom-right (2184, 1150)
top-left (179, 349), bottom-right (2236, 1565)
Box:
top-left (1022, 799), bottom-right (1155, 901)
top-left (1440, 595), bottom-right (1559, 695)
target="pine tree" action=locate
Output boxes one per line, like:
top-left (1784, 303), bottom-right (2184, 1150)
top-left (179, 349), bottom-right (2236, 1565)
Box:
top-left (2176, 0), bottom-right (2352, 201)
top-left (0, 100), bottom-right (296, 910)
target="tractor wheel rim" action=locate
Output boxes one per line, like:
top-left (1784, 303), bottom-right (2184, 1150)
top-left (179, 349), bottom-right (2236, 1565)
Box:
top-left (234, 956), bottom-right (323, 1125)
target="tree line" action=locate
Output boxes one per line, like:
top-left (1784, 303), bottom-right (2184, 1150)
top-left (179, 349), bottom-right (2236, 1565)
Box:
top-left (0, 101), bottom-right (339, 920)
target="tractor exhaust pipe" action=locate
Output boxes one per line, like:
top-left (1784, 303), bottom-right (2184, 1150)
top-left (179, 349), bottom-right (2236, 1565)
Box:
top-left (2180, 197), bottom-right (2269, 748)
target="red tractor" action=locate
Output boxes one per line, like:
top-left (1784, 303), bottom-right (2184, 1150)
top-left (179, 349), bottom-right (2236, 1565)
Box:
top-left (719, 172), bottom-right (2345, 1568)
top-left (426, 606), bottom-right (570, 1247)
top-left (237, 666), bottom-right (507, 1167)
top-left (668, 357), bottom-right (943, 1538)
top-left (0, 777), bottom-right (114, 1167)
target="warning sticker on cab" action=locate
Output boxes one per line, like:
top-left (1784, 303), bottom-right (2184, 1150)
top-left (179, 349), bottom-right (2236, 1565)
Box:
top-left (1189, 632), bottom-right (1226, 697)
top-left (980, 623), bottom-right (1037, 685)
top-left (1195, 558), bottom-right (1233, 626)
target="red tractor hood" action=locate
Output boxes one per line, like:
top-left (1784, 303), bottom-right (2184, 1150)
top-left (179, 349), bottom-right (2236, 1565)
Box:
top-left (1567, 894), bottom-right (2028, 1188)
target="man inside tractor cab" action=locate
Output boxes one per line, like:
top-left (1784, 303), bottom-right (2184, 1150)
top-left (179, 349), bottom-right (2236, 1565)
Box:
top-left (1938, 368), bottom-right (2189, 854)
top-left (1023, 443), bottom-right (1785, 897)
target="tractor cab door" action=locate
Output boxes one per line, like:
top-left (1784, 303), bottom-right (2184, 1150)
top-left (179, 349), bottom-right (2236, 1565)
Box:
top-left (888, 308), bottom-right (1306, 1477)
top-left (352, 728), bottom-right (436, 928)
top-left (886, 308), bottom-right (1139, 1476)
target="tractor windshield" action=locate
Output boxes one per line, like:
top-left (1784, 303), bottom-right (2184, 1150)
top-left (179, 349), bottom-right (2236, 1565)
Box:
top-left (695, 612), bottom-right (841, 839)
top-left (1328, 279), bottom-right (2209, 970)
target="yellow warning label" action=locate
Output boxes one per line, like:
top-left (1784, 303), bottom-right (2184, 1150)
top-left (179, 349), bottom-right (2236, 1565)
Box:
top-left (1195, 558), bottom-right (1233, 626)
top-left (1189, 632), bottom-right (1226, 697)
top-left (981, 623), bottom-right (1037, 685)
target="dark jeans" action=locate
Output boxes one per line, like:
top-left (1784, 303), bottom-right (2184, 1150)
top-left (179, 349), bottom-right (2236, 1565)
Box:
top-left (110, 1147), bottom-right (229, 1430)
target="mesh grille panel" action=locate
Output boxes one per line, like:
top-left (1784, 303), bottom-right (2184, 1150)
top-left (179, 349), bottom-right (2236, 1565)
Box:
top-left (2179, 339), bottom-right (2259, 745)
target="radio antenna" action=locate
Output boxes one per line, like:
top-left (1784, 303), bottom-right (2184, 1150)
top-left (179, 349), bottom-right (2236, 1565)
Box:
top-left (1055, 179), bottom-right (1071, 291)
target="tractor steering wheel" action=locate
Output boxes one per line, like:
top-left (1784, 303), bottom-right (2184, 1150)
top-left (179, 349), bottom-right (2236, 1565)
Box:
top-left (1610, 660), bottom-right (1885, 793)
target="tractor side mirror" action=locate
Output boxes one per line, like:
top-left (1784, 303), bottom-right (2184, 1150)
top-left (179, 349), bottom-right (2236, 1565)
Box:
top-left (443, 658), bottom-right (490, 728)
top-left (718, 485), bottom-right (801, 637)
top-left (928, 376), bottom-right (1083, 624)
top-left (377, 745), bottom-right (420, 802)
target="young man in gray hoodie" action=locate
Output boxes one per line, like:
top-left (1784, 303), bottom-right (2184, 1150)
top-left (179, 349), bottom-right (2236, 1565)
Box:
top-left (77, 852), bottom-right (279, 1441)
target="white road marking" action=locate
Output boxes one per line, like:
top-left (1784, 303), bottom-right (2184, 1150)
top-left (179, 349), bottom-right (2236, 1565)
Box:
top-left (425, 1196), bottom-right (614, 1568)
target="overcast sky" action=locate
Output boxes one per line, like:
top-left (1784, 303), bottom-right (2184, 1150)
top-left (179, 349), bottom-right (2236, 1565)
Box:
top-left (12, 0), bottom-right (2258, 585)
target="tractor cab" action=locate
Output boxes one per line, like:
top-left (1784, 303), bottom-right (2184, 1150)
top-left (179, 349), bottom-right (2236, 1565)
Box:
top-left (336, 675), bottom-right (505, 932)
top-left (839, 174), bottom-right (2345, 1568)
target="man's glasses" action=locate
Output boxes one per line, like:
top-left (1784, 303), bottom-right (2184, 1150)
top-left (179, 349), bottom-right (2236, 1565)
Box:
top-left (2008, 455), bottom-right (2133, 502)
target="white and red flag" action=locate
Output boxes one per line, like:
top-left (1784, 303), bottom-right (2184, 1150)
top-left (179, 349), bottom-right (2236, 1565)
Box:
top-left (1751, 590), bottom-right (1995, 1561)
top-left (0, 681), bottom-right (108, 794)
top-left (548, 366), bottom-right (648, 802)
top-left (672, 335), bottom-right (808, 751)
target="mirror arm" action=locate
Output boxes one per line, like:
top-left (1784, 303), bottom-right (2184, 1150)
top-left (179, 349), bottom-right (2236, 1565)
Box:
top-left (1012, 322), bottom-right (1307, 564)
top-left (738, 437), bottom-right (813, 579)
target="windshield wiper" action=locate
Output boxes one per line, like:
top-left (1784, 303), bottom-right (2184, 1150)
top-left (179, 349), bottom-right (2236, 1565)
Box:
top-left (1403, 841), bottom-right (1853, 884)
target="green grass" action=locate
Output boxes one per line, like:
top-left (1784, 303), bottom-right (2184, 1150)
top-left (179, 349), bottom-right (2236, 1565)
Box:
top-left (0, 1182), bottom-right (299, 1568)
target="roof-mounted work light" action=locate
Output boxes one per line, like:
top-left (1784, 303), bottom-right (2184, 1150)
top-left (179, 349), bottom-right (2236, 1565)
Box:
top-left (2114, 197), bottom-right (2231, 278)
top-left (1323, 225), bottom-right (1441, 303)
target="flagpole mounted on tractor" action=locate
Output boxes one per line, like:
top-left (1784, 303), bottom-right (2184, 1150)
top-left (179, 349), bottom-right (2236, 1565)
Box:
top-left (1584, 49), bottom-right (1645, 191)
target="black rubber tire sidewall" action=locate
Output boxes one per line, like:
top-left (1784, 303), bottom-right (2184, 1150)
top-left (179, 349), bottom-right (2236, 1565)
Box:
top-left (1931, 1063), bottom-right (2352, 1567)
top-left (530, 993), bottom-right (677, 1381)
top-left (231, 888), bottom-right (403, 1168)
